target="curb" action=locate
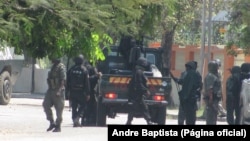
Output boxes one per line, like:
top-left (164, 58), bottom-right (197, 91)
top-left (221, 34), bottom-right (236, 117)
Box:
top-left (12, 93), bottom-right (45, 99)
top-left (166, 109), bottom-right (226, 122)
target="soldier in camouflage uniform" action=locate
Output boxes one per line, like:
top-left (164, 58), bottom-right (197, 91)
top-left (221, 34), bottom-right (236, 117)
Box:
top-left (42, 58), bottom-right (66, 132)
top-left (214, 59), bottom-right (226, 117)
top-left (203, 61), bottom-right (222, 125)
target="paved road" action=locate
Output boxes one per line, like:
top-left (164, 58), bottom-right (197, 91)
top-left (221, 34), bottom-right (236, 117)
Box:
top-left (0, 94), bottom-right (228, 141)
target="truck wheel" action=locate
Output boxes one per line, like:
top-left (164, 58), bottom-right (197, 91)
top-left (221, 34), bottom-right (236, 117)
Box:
top-left (96, 97), bottom-right (107, 126)
top-left (0, 71), bottom-right (12, 105)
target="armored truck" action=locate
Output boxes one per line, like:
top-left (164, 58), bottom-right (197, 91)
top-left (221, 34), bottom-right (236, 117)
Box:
top-left (96, 45), bottom-right (172, 126)
top-left (0, 47), bottom-right (24, 105)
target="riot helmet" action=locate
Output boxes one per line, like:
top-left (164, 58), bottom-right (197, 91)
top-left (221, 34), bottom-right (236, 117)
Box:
top-left (136, 57), bottom-right (148, 69)
top-left (49, 56), bottom-right (61, 64)
top-left (208, 61), bottom-right (218, 74)
top-left (74, 54), bottom-right (84, 65)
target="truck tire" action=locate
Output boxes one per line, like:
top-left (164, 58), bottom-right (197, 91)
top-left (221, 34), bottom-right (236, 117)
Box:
top-left (0, 71), bottom-right (12, 105)
top-left (96, 97), bottom-right (107, 126)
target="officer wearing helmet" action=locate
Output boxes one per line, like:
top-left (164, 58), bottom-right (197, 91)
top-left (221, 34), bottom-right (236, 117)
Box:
top-left (126, 57), bottom-right (155, 125)
top-left (226, 66), bottom-right (241, 125)
top-left (67, 54), bottom-right (90, 127)
top-left (204, 60), bottom-right (222, 125)
top-left (43, 56), bottom-right (66, 132)
top-left (214, 59), bottom-right (227, 117)
top-left (170, 60), bottom-right (201, 125)
top-left (84, 60), bottom-right (102, 126)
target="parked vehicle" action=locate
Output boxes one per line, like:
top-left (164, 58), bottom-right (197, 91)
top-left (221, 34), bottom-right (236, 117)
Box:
top-left (96, 45), bottom-right (172, 126)
top-left (0, 47), bottom-right (24, 105)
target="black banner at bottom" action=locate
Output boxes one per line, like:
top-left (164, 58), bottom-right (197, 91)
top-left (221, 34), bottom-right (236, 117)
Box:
top-left (108, 125), bottom-right (249, 140)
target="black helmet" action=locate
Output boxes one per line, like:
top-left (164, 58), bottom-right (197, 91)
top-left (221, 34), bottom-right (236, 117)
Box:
top-left (136, 57), bottom-right (148, 69)
top-left (49, 56), bottom-right (61, 64)
top-left (74, 54), bottom-right (84, 65)
top-left (208, 61), bottom-right (218, 74)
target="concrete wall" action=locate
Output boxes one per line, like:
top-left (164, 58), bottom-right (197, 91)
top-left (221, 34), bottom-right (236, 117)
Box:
top-left (13, 67), bottom-right (49, 94)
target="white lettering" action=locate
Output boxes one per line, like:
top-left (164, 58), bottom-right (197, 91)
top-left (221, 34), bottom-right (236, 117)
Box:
top-left (112, 129), bottom-right (139, 136)
top-left (141, 129), bottom-right (178, 138)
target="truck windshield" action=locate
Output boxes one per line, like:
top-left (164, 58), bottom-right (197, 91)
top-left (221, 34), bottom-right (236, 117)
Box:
top-left (146, 53), bottom-right (155, 65)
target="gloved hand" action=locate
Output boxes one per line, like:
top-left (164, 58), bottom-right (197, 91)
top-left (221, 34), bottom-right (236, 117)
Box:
top-left (145, 90), bottom-right (150, 98)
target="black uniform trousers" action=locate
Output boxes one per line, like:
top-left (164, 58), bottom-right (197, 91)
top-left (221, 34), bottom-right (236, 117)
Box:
top-left (70, 89), bottom-right (88, 122)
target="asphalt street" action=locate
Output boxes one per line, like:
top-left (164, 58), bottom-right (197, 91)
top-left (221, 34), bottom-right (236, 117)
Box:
top-left (0, 93), bottom-right (228, 141)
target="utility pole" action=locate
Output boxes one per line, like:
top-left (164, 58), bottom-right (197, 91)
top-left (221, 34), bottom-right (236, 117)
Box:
top-left (207, 0), bottom-right (213, 62)
top-left (200, 0), bottom-right (206, 78)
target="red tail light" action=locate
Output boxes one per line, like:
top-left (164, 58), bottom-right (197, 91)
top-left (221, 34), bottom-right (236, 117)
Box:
top-left (153, 95), bottom-right (165, 101)
top-left (105, 93), bottom-right (117, 99)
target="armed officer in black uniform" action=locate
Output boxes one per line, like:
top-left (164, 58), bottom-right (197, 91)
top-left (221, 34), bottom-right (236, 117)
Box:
top-left (67, 54), bottom-right (90, 127)
top-left (84, 61), bottom-right (102, 126)
top-left (126, 57), bottom-right (155, 125)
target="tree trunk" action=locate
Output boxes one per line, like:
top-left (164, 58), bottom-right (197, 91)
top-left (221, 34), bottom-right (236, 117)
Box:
top-left (161, 30), bottom-right (175, 77)
top-left (161, 29), bottom-right (175, 108)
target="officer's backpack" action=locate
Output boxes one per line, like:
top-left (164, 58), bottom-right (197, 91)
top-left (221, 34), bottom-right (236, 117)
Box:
top-left (69, 65), bottom-right (86, 89)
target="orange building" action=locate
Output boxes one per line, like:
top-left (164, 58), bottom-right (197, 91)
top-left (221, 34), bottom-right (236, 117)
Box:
top-left (149, 42), bottom-right (250, 109)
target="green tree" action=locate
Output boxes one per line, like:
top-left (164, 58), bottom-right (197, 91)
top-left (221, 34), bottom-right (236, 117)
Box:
top-left (1, 0), bottom-right (163, 63)
top-left (1, 0), bottom-right (114, 62)
top-left (158, 0), bottom-right (200, 76)
top-left (226, 0), bottom-right (250, 55)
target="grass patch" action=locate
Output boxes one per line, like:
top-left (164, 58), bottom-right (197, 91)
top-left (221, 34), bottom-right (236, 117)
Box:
top-left (196, 105), bottom-right (205, 117)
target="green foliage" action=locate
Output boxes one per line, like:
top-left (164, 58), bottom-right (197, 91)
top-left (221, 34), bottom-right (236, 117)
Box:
top-left (0, 0), bottom-right (163, 65)
top-left (227, 0), bottom-right (250, 55)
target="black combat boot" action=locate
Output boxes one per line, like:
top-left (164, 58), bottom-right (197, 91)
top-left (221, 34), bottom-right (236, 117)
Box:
top-left (52, 124), bottom-right (61, 132)
top-left (73, 117), bottom-right (81, 127)
top-left (126, 113), bottom-right (133, 125)
top-left (126, 121), bottom-right (132, 125)
top-left (47, 123), bottom-right (56, 131)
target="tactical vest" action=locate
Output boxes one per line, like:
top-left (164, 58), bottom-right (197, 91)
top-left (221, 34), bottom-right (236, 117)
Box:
top-left (204, 73), bottom-right (222, 100)
top-left (69, 65), bottom-right (87, 90)
top-left (48, 63), bottom-right (65, 89)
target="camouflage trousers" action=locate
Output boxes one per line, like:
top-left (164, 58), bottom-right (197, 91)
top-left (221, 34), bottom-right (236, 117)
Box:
top-left (205, 100), bottom-right (219, 125)
top-left (43, 89), bottom-right (65, 125)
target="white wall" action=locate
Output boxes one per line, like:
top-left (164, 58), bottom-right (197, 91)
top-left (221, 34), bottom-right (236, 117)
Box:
top-left (13, 68), bottom-right (49, 94)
